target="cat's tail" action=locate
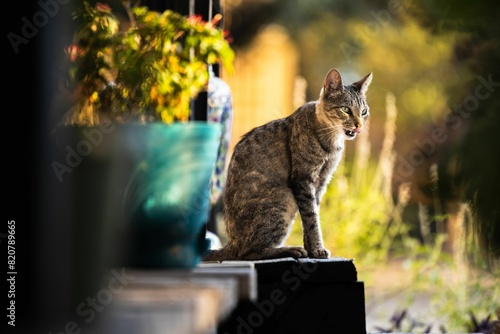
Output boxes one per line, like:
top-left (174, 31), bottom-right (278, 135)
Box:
top-left (203, 249), bottom-right (224, 262)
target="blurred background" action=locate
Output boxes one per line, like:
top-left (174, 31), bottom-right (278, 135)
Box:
top-left (214, 0), bottom-right (499, 332)
top-left (4, 0), bottom-right (498, 333)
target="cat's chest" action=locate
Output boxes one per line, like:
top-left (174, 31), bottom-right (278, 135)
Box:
top-left (331, 132), bottom-right (345, 153)
top-left (320, 137), bottom-right (344, 179)
top-left (323, 149), bottom-right (342, 171)
top-left (311, 133), bottom-right (344, 171)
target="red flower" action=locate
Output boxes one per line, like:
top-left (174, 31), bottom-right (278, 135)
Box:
top-left (95, 2), bottom-right (111, 13)
top-left (66, 44), bottom-right (81, 62)
top-left (187, 14), bottom-right (203, 25)
top-left (223, 30), bottom-right (234, 44)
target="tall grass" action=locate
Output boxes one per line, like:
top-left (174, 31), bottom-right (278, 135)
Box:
top-left (286, 92), bottom-right (499, 332)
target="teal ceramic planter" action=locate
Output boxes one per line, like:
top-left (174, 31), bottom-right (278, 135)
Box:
top-left (55, 122), bottom-right (221, 269)
top-left (121, 123), bottom-right (222, 268)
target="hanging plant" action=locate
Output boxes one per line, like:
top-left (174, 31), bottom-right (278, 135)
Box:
top-left (63, 1), bottom-right (234, 125)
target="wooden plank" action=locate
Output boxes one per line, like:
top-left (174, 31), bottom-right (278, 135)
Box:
top-left (108, 271), bottom-right (242, 334)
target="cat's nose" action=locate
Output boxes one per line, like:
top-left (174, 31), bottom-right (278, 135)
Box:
top-left (353, 124), bottom-right (363, 133)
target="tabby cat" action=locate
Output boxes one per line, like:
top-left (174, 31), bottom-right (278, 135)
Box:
top-left (204, 68), bottom-right (372, 261)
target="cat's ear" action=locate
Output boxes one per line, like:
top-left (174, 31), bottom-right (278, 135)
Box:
top-left (352, 72), bottom-right (373, 96)
top-left (324, 68), bottom-right (344, 92)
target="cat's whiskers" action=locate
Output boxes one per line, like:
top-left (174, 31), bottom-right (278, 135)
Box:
top-left (317, 125), bottom-right (340, 133)
top-left (317, 125), bottom-right (342, 140)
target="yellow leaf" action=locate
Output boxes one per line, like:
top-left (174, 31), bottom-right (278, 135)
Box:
top-left (149, 85), bottom-right (158, 100)
top-left (89, 91), bottom-right (99, 103)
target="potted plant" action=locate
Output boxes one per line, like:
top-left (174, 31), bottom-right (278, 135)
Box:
top-left (56, 0), bottom-right (235, 269)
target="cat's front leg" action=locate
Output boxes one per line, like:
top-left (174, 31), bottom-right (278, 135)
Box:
top-left (303, 219), bottom-right (330, 259)
top-left (292, 176), bottom-right (330, 259)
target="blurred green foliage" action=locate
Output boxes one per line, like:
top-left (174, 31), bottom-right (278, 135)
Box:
top-left (409, 0), bottom-right (500, 261)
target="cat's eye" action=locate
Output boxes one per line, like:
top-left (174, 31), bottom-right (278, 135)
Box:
top-left (362, 109), bottom-right (368, 116)
top-left (340, 106), bottom-right (351, 114)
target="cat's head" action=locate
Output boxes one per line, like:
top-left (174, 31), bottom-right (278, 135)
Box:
top-left (317, 68), bottom-right (372, 140)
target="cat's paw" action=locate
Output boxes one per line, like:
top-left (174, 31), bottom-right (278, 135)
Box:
top-left (281, 246), bottom-right (308, 258)
top-left (308, 247), bottom-right (330, 259)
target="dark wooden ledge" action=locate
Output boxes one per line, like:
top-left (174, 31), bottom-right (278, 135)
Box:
top-left (214, 257), bottom-right (367, 334)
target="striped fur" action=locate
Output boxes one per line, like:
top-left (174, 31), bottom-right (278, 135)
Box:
top-left (204, 68), bottom-right (372, 261)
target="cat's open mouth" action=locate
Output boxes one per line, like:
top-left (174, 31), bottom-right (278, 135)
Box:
top-left (344, 129), bottom-right (357, 139)
top-left (344, 127), bottom-right (362, 139)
